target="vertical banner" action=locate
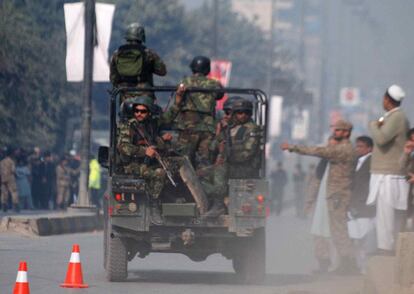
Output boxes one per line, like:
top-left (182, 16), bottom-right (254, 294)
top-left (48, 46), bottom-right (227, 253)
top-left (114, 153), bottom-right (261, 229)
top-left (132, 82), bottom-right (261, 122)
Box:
top-left (208, 59), bottom-right (232, 109)
top-left (291, 109), bottom-right (310, 140)
top-left (64, 2), bottom-right (115, 82)
top-left (268, 95), bottom-right (283, 137)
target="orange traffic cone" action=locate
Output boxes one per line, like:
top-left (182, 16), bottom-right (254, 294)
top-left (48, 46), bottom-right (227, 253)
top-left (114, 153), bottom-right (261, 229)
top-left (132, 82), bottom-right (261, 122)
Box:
top-left (60, 244), bottom-right (88, 288)
top-left (13, 261), bottom-right (30, 294)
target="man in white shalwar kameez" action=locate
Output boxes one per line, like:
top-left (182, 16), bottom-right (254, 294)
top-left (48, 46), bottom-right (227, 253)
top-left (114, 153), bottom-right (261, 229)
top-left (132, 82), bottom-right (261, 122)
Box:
top-left (367, 84), bottom-right (410, 253)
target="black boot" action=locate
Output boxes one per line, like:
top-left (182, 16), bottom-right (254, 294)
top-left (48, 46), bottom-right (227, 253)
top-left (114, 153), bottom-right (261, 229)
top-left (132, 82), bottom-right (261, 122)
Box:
top-left (203, 199), bottom-right (226, 218)
top-left (13, 204), bottom-right (20, 213)
top-left (150, 201), bottom-right (163, 225)
top-left (2, 204), bottom-right (7, 213)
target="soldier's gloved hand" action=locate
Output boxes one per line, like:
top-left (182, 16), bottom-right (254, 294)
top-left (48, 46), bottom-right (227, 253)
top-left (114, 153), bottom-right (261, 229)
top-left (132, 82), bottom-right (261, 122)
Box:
top-left (145, 146), bottom-right (157, 158)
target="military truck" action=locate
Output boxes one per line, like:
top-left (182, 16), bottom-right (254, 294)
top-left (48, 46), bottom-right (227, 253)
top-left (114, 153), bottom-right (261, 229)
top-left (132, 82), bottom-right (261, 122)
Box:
top-left (98, 86), bottom-right (268, 283)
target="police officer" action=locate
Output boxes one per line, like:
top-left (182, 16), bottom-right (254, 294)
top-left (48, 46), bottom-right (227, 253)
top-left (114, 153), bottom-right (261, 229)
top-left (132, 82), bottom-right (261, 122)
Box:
top-left (281, 119), bottom-right (357, 274)
top-left (117, 88), bottom-right (184, 224)
top-left (110, 23), bottom-right (167, 100)
top-left (0, 147), bottom-right (20, 212)
top-left (174, 56), bottom-right (223, 169)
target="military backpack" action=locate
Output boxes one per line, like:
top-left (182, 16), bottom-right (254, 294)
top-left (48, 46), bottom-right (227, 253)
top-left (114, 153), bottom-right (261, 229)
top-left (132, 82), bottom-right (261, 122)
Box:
top-left (115, 44), bottom-right (146, 83)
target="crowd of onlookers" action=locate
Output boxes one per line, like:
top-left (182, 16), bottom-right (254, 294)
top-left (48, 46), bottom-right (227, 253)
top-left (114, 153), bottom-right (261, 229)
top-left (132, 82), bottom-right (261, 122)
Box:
top-left (0, 146), bottom-right (102, 213)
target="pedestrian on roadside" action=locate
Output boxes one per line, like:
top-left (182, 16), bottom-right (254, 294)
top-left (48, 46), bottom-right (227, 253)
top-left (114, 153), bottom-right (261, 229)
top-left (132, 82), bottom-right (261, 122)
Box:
top-left (15, 154), bottom-right (33, 210)
top-left (347, 136), bottom-right (376, 273)
top-left (367, 84), bottom-right (410, 254)
top-left (270, 161), bottom-right (288, 215)
top-left (56, 155), bottom-right (71, 210)
top-left (89, 155), bottom-right (101, 209)
top-left (0, 147), bottom-right (20, 212)
top-left (281, 119), bottom-right (357, 274)
top-left (293, 163), bottom-right (306, 218)
top-left (399, 128), bottom-right (414, 228)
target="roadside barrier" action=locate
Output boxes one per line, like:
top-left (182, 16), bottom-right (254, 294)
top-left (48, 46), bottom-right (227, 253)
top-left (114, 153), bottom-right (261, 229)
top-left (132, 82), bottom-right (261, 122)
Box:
top-left (13, 261), bottom-right (30, 294)
top-left (60, 244), bottom-right (89, 288)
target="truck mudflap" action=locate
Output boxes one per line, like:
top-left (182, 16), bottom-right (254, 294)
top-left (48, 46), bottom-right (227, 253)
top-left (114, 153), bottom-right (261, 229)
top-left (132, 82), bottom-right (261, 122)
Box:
top-left (228, 178), bottom-right (269, 236)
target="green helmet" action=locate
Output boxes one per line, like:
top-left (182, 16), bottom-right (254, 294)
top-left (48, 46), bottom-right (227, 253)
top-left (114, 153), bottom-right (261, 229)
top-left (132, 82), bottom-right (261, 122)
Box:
top-left (121, 96), bottom-right (154, 118)
top-left (231, 99), bottom-right (253, 113)
top-left (223, 96), bottom-right (244, 111)
top-left (125, 23), bottom-right (146, 42)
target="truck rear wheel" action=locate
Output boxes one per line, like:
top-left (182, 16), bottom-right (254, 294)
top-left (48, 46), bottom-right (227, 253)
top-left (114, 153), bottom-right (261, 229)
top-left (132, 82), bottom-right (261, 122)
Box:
top-left (106, 234), bottom-right (128, 281)
top-left (232, 227), bottom-right (266, 284)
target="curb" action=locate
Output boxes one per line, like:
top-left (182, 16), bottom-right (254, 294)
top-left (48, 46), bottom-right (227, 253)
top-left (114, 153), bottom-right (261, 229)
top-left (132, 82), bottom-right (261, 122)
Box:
top-left (0, 212), bottom-right (103, 236)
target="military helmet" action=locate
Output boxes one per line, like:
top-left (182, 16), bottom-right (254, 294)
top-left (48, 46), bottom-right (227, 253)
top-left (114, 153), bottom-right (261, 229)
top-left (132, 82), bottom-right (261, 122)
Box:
top-left (125, 23), bottom-right (146, 42)
top-left (231, 99), bottom-right (253, 113)
top-left (189, 56), bottom-right (211, 75)
top-left (223, 96), bottom-right (244, 111)
top-left (121, 95), bottom-right (154, 118)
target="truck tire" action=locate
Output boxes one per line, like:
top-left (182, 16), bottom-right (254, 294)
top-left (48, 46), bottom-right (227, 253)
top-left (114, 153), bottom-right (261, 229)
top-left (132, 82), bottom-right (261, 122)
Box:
top-left (106, 235), bottom-right (128, 282)
top-left (232, 227), bottom-right (266, 284)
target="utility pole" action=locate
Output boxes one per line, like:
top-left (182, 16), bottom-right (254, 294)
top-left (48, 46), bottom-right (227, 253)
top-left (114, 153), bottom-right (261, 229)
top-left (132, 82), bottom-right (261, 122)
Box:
top-left (212, 0), bottom-right (218, 58)
top-left (266, 0), bottom-right (276, 98)
top-left (74, 0), bottom-right (95, 209)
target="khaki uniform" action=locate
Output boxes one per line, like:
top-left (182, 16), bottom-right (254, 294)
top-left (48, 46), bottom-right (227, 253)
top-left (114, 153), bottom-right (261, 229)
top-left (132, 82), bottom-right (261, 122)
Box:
top-left (290, 140), bottom-right (355, 258)
top-left (0, 156), bottom-right (19, 205)
top-left (56, 164), bottom-right (71, 207)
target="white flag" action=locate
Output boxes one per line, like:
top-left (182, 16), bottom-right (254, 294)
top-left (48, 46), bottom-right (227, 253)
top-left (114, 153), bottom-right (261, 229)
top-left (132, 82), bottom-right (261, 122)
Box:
top-left (64, 2), bottom-right (115, 82)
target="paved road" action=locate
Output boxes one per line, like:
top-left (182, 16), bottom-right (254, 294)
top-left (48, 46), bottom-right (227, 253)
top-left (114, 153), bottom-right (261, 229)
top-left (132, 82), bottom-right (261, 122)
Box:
top-left (0, 206), bottom-right (362, 293)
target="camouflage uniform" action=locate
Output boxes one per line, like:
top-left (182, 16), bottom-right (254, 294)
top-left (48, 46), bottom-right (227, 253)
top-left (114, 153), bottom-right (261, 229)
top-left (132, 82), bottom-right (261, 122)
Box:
top-left (110, 46), bottom-right (166, 101)
top-left (288, 140), bottom-right (355, 258)
top-left (174, 74), bottom-right (223, 167)
top-left (0, 156), bottom-right (19, 207)
top-left (117, 104), bottom-right (180, 198)
top-left (56, 163), bottom-right (71, 208)
top-left (226, 120), bottom-right (262, 179)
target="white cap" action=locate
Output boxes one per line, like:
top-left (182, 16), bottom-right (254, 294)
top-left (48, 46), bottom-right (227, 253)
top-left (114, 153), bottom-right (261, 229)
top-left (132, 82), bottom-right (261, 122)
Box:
top-left (69, 149), bottom-right (76, 156)
top-left (386, 84), bottom-right (405, 102)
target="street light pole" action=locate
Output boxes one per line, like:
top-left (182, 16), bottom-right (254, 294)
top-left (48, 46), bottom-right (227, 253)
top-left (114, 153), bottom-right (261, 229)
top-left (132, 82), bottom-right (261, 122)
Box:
top-left (75, 0), bottom-right (95, 209)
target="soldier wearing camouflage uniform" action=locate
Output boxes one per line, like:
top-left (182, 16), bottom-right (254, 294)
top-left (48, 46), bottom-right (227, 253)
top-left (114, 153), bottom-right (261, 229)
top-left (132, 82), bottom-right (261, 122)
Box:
top-left (281, 120), bottom-right (357, 274)
top-left (0, 148), bottom-right (19, 212)
top-left (117, 89), bottom-right (184, 224)
top-left (202, 98), bottom-right (262, 217)
top-left (110, 23), bottom-right (166, 100)
top-left (174, 56), bottom-right (223, 168)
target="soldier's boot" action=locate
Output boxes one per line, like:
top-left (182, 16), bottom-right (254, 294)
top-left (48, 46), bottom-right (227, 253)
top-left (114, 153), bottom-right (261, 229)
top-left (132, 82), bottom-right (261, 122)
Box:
top-left (2, 203), bottom-right (8, 213)
top-left (203, 199), bottom-right (226, 218)
top-left (150, 200), bottom-right (163, 225)
top-left (332, 256), bottom-right (359, 275)
top-left (13, 204), bottom-right (20, 213)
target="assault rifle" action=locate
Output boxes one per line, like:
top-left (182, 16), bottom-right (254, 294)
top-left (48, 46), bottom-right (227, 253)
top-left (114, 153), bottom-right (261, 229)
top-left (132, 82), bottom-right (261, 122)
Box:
top-left (133, 124), bottom-right (177, 187)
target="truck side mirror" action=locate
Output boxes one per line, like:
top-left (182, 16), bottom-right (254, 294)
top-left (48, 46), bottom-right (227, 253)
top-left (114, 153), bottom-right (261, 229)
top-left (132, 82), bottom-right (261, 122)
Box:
top-left (98, 146), bottom-right (109, 168)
